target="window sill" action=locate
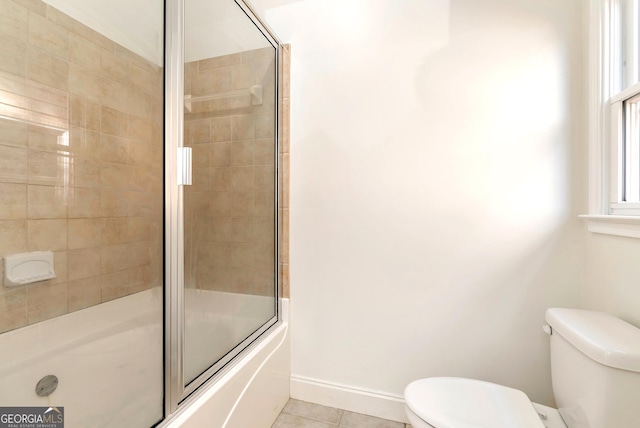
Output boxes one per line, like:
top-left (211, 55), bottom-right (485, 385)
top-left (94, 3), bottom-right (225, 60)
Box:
top-left (579, 215), bottom-right (640, 238)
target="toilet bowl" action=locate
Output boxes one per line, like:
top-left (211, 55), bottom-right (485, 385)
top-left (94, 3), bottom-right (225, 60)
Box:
top-left (404, 308), bottom-right (640, 428)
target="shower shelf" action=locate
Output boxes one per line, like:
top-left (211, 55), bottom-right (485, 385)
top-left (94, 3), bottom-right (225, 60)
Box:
top-left (184, 84), bottom-right (262, 112)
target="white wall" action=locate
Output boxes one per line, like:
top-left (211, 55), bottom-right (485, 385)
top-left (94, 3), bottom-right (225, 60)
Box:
top-left (583, 233), bottom-right (640, 326)
top-left (253, 0), bottom-right (586, 414)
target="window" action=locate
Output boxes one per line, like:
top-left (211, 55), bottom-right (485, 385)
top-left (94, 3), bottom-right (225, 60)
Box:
top-left (585, 0), bottom-right (640, 236)
top-left (624, 94), bottom-right (640, 200)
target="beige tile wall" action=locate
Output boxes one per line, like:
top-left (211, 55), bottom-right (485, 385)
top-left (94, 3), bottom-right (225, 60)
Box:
top-left (0, 0), bottom-right (164, 334)
top-left (279, 45), bottom-right (291, 299)
top-left (184, 44), bottom-right (290, 298)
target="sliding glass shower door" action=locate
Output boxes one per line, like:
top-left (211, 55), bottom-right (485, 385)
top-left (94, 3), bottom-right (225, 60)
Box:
top-left (165, 0), bottom-right (280, 409)
top-left (0, 0), bottom-right (278, 423)
top-left (182, 0), bottom-right (278, 385)
top-left (0, 0), bottom-right (165, 426)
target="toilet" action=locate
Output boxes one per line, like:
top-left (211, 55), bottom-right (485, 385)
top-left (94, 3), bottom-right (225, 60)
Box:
top-left (404, 308), bottom-right (640, 428)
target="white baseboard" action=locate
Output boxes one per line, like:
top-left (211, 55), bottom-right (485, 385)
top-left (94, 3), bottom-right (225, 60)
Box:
top-left (290, 375), bottom-right (409, 423)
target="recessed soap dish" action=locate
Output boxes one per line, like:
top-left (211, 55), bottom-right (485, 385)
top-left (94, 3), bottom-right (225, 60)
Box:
top-left (4, 251), bottom-right (56, 287)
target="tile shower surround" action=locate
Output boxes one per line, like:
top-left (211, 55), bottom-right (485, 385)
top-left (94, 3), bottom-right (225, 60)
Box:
top-left (279, 44), bottom-right (291, 298)
top-left (0, 0), bottom-right (291, 334)
top-left (0, 0), bottom-right (163, 333)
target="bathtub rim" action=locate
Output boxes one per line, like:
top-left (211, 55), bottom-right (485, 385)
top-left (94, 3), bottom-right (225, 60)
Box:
top-left (0, 287), bottom-right (163, 380)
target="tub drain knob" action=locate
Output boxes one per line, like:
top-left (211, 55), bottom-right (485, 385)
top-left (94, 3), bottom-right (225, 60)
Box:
top-left (35, 375), bottom-right (58, 397)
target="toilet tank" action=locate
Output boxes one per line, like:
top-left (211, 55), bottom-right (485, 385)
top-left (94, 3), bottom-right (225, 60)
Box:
top-left (546, 308), bottom-right (640, 428)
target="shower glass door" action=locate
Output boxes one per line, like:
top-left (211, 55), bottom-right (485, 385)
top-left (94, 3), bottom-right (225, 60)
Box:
top-left (0, 0), bottom-right (165, 426)
top-left (171, 0), bottom-right (279, 396)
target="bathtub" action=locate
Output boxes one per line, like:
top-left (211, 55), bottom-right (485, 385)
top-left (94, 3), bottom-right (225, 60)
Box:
top-left (0, 287), bottom-right (164, 427)
top-left (0, 288), bottom-right (289, 428)
top-left (166, 293), bottom-right (290, 428)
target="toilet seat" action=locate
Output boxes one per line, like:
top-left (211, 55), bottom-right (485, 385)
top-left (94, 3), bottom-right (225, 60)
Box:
top-left (404, 377), bottom-right (546, 428)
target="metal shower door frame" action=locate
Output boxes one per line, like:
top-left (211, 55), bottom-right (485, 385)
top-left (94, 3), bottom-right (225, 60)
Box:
top-left (163, 0), bottom-right (282, 421)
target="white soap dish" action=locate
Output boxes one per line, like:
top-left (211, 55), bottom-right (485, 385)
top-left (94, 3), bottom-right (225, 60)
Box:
top-left (4, 251), bottom-right (56, 286)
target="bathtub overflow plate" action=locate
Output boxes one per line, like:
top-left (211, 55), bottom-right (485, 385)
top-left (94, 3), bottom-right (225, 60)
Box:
top-left (35, 375), bottom-right (58, 397)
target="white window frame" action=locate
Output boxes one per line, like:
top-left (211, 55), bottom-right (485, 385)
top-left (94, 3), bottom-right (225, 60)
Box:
top-left (583, 0), bottom-right (640, 238)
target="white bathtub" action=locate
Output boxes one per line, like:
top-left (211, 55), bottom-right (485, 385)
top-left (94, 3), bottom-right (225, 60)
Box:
top-left (0, 288), bottom-right (164, 427)
top-left (167, 294), bottom-right (290, 428)
top-left (0, 288), bottom-right (289, 428)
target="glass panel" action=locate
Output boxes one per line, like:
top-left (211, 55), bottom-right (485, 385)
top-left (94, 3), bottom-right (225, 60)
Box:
top-left (183, 0), bottom-right (277, 385)
top-left (0, 0), bottom-right (165, 426)
top-left (625, 94), bottom-right (640, 201)
top-left (621, 0), bottom-right (640, 91)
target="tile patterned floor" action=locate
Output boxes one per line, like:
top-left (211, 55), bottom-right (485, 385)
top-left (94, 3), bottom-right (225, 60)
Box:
top-left (272, 399), bottom-right (413, 428)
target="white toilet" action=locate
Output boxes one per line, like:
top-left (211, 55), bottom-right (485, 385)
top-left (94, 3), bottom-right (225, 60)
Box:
top-left (404, 308), bottom-right (640, 428)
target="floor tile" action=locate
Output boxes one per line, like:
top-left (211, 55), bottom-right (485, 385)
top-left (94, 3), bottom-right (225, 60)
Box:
top-left (274, 399), bottom-right (410, 428)
top-left (283, 399), bottom-right (343, 424)
top-left (272, 413), bottom-right (337, 428)
top-left (339, 411), bottom-right (405, 428)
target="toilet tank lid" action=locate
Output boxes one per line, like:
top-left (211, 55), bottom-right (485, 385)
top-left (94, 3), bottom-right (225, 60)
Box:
top-left (546, 308), bottom-right (640, 373)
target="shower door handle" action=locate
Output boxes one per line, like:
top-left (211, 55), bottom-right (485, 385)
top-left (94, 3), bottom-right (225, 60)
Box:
top-left (177, 147), bottom-right (192, 186)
